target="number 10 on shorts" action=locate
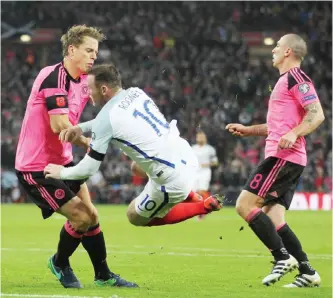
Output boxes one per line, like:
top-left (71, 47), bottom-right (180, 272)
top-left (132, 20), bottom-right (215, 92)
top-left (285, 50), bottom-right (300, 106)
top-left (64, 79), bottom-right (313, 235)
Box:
top-left (139, 194), bottom-right (157, 211)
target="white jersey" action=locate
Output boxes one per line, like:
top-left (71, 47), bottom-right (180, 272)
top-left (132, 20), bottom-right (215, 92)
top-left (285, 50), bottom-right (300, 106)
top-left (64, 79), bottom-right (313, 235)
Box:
top-left (61, 87), bottom-right (199, 219)
top-left (192, 144), bottom-right (218, 172)
top-left (191, 144), bottom-right (217, 191)
top-left (90, 87), bottom-right (197, 183)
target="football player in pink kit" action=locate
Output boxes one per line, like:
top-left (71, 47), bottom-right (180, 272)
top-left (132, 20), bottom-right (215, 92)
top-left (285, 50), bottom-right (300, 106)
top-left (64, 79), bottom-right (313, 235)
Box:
top-left (15, 25), bottom-right (137, 289)
top-left (226, 34), bottom-right (325, 288)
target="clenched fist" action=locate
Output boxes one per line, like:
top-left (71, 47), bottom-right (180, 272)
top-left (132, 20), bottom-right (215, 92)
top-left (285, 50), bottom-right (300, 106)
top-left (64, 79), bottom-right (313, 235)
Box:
top-left (278, 130), bottom-right (298, 149)
top-left (225, 123), bottom-right (250, 137)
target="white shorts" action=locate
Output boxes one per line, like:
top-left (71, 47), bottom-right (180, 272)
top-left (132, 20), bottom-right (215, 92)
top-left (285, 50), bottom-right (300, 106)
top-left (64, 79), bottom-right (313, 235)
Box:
top-left (135, 142), bottom-right (198, 219)
top-left (192, 171), bottom-right (212, 191)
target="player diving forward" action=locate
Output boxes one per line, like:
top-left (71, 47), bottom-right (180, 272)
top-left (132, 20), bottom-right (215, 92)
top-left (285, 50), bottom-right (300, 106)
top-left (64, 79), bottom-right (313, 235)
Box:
top-left (44, 64), bottom-right (223, 226)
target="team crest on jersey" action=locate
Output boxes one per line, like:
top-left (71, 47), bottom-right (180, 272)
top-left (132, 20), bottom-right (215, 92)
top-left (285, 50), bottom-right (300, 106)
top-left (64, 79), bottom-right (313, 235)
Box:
top-left (91, 132), bottom-right (96, 140)
top-left (55, 189), bottom-right (65, 200)
top-left (81, 84), bottom-right (89, 97)
top-left (298, 83), bottom-right (310, 94)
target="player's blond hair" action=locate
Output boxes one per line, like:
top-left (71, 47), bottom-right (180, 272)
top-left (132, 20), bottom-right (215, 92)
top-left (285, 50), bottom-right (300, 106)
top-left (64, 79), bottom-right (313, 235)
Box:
top-left (285, 34), bottom-right (308, 61)
top-left (60, 24), bottom-right (105, 57)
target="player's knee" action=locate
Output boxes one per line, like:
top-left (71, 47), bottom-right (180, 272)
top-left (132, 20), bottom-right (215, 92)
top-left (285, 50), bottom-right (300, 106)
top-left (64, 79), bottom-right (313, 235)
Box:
top-left (67, 200), bottom-right (93, 232)
top-left (126, 201), bottom-right (147, 226)
top-left (70, 211), bottom-right (91, 232)
top-left (235, 191), bottom-right (264, 217)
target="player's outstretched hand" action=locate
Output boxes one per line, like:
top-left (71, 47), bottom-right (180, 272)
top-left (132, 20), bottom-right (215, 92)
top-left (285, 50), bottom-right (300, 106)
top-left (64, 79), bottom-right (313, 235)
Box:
top-left (44, 164), bottom-right (64, 179)
top-left (278, 130), bottom-right (298, 149)
top-left (225, 123), bottom-right (249, 137)
top-left (59, 126), bottom-right (83, 143)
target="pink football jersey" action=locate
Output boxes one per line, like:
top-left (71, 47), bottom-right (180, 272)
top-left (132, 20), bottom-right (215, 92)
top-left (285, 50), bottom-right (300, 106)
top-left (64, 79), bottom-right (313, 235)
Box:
top-left (15, 62), bottom-right (90, 171)
top-left (265, 67), bottom-right (320, 166)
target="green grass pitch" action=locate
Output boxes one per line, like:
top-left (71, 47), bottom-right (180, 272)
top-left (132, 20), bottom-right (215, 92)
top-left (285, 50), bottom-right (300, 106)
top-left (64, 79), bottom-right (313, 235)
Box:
top-left (1, 204), bottom-right (332, 298)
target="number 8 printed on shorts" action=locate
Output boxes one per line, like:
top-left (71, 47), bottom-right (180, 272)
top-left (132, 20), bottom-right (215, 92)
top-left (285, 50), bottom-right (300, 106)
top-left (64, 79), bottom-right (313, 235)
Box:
top-left (140, 194), bottom-right (157, 211)
top-left (249, 174), bottom-right (263, 190)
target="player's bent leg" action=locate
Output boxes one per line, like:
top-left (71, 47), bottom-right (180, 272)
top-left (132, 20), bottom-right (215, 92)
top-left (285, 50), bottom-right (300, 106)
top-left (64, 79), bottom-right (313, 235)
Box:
top-left (147, 194), bottom-right (223, 226)
top-left (73, 183), bottom-right (138, 288)
top-left (236, 191), bottom-right (297, 286)
top-left (235, 190), bottom-right (265, 220)
top-left (127, 188), bottom-right (223, 227)
top-left (48, 196), bottom-right (93, 289)
top-left (57, 196), bottom-right (93, 231)
top-left (263, 204), bottom-right (321, 287)
top-left (147, 196), bottom-right (223, 226)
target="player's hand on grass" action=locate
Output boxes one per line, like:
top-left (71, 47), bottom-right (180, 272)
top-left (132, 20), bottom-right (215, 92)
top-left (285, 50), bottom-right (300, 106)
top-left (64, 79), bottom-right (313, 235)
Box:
top-left (59, 126), bottom-right (83, 143)
top-left (44, 164), bottom-right (64, 179)
top-left (225, 123), bottom-right (249, 137)
top-left (278, 130), bottom-right (298, 149)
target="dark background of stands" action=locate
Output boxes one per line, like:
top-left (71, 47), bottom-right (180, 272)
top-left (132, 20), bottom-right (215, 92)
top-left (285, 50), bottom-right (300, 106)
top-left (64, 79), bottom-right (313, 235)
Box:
top-left (1, 2), bottom-right (332, 204)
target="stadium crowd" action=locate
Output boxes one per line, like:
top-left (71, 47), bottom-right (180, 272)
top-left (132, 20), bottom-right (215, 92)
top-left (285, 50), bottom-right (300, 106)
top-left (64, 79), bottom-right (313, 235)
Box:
top-left (1, 2), bottom-right (332, 204)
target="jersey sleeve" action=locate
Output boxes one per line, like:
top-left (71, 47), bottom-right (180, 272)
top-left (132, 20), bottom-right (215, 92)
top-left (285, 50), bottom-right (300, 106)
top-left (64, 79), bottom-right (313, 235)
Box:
top-left (290, 82), bottom-right (320, 108)
top-left (39, 66), bottom-right (69, 115)
top-left (78, 119), bottom-right (95, 133)
top-left (88, 114), bottom-right (113, 161)
top-left (288, 71), bottom-right (320, 108)
top-left (60, 154), bottom-right (101, 180)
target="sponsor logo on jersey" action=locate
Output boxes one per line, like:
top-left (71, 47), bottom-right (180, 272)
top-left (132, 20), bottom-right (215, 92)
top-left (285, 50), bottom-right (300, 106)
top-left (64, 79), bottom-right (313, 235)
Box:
top-left (303, 94), bottom-right (317, 101)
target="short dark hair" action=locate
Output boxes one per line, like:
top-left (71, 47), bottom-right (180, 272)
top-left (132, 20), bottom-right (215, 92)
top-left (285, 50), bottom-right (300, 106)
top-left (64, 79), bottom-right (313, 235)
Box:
top-left (60, 24), bottom-right (105, 57)
top-left (89, 64), bottom-right (122, 88)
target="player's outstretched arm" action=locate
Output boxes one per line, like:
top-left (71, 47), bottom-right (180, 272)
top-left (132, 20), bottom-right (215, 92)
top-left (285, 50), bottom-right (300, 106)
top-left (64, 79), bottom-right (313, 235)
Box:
top-left (225, 123), bottom-right (268, 137)
top-left (50, 114), bottom-right (90, 149)
top-left (59, 120), bottom-right (96, 147)
top-left (292, 102), bottom-right (325, 137)
top-left (47, 112), bottom-right (113, 180)
top-left (44, 154), bottom-right (101, 180)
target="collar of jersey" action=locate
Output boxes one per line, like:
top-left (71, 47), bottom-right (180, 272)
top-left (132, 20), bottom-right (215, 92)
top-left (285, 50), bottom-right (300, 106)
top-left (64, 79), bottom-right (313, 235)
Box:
top-left (279, 66), bottom-right (300, 78)
top-left (61, 62), bottom-right (81, 83)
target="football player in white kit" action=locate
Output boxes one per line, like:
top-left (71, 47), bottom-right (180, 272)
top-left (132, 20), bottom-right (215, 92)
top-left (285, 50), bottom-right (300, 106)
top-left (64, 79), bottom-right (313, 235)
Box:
top-left (192, 131), bottom-right (219, 220)
top-left (192, 131), bottom-right (219, 199)
top-left (44, 64), bottom-right (223, 227)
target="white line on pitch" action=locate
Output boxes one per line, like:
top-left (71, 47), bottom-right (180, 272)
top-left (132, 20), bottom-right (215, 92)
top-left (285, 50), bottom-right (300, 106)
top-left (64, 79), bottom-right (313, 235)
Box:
top-left (1, 247), bottom-right (331, 260)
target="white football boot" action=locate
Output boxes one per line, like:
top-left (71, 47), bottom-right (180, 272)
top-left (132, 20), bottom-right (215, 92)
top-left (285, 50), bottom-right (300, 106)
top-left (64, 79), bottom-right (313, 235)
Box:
top-left (283, 271), bottom-right (321, 288)
top-left (262, 255), bottom-right (298, 286)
